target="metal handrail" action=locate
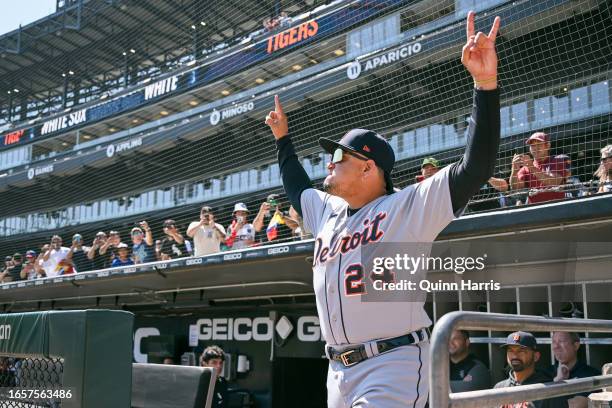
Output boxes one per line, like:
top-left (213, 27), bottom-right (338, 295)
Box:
top-left (429, 311), bottom-right (612, 408)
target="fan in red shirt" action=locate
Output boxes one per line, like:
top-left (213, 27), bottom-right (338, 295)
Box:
top-left (510, 132), bottom-right (566, 204)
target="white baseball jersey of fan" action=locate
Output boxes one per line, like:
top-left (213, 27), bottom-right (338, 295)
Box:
top-left (301, 166), bottom-right (454, 346)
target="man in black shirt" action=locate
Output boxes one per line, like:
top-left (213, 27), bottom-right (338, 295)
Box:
top-left (66, 233), bottom-right (92, 272)
top-left (548, 331), bottom-right (600, 408)
top-left (160, 219), bottom-right (187, 260)
top-left (87, 231), bottom-right (109, 270)
top-left (494, 331), bottom-right (569, 408)
top-left (449, 330), bottom-right (491, 392)
top-left (0, 253), bottom-right (23, 283)
top-left (200, 346), bottom-right (228, 408)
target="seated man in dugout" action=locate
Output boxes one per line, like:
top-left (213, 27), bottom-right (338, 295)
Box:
top-left (494, 331), bottom-right (569, 408)
top-left (548, 331), bottom-right (601, 408)
top-left (448, 329), bottom-right (491, 392)
top-left (509, 132), bottom-right (566, 204)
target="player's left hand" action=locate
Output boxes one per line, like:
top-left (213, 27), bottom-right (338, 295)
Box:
top-left (461, 11), bottom-right (500, 88)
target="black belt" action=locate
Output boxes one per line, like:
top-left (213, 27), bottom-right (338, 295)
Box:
top-left (326, 328), bottom-right (430, 368)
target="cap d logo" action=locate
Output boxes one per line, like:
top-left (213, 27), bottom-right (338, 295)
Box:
top-left (513, 334), bottom-right (520, 342)
top-left (363, 145), bottom-right (371, 152)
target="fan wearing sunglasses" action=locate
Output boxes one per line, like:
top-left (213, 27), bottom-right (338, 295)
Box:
top-left (265, 11), bottom-right (501, 408)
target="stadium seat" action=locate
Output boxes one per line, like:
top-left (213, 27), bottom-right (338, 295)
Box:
top-left (131, 363), bottom-right (215, 408)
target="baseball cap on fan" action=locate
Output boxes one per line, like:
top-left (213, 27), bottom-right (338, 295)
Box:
top-left (526, 132), bottom-right (549, 145)
top-left (319, 129), bottom-right (396, 194)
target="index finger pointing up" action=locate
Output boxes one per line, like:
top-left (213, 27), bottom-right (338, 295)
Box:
top-left (488, 16), bottom-right (501, 41)
top-left (466, 10), bottom-right (475, 40)
top-left (274, 94), bottom-right (284, 114)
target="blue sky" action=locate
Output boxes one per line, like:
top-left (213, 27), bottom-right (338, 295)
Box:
top-left (0, 0), bottom-right (56, 36)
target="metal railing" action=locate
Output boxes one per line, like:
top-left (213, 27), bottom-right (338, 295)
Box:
top-left (429, 311), bottom-right (612, 408)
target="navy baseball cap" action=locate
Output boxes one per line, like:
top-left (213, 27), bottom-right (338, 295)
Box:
top-left (501, 331), bottom-right (538, 350)
top-left (319, 128), bottom-right (396, 194)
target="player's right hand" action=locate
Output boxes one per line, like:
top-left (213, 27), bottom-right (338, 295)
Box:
top-left (265, 95), bottom-right (288, 140)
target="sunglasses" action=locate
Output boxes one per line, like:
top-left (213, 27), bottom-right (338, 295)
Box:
top-left (331, 148), bottom-right (369, 164)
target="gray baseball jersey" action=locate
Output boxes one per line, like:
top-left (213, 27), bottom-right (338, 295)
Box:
top-left (301, 166), bottom-right (454, 346)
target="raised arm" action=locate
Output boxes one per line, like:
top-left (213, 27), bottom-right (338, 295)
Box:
top-left (448, 12), bottom-right (501, 213)
top-left (265, 95), bottom-right (312, 216)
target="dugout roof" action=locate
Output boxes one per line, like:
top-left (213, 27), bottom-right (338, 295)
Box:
top-left (0, 0), bottom-right (329, 102)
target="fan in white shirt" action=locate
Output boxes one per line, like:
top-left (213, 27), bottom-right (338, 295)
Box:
top-left (187, 206), bottom-right (227, 256)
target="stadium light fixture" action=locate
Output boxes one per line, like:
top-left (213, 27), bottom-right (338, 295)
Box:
top-left (191, 25), bottom-right (196, 30)
top-left (189, 101), bottom-right (199, 106)
top-left (13, 89), bottom-right (18, 93)
top-left (122, 51), bottom-right (127, 56)
top-left (130, 49), bottom-right (136, 54)
top-left (333, 49), bottom-right (345, 56)
top-left (6, 91), bottom-right (10, 94)
top-left (221, 90), bottom-right (230, 96)
top-left (68, 70), bottom-right (74, 75)
top-left (62, 73), bottom-right (67, 77)
top-left (82, 135), bottom-right (92, 140)
top-left (291, 65), bottom-right (302, 71)
top-left (61, 142), bottom-right (69, 147)
top-left (200, 21), bottom-right (206, 26)
top-left (160, 111), bottom-right (169, 116)
top-left (109, 128), bottom-right (116, 132)
top-left (132, 119), bottom-right (139, 124)
top-left (255, 78), bottom-right (265, 84)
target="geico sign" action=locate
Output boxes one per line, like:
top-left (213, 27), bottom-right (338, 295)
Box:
top-left (196, 316), bottom-right (322, 342)
top-left (223, 253), bottom-right (242, 261)
top-left (267, 246), bottom-right (289, 255)
top-left (347, 42), bottom-right (422, 80)
top-left (0, 324), bottom-right (11, 340)
top-left (197, 318), bottom-right (273, 341)
top-left (185, 258), bottom-right (203, 266)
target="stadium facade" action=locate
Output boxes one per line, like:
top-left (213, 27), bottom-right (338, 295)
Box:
top-left (0, 0), bottom-right (611, 406)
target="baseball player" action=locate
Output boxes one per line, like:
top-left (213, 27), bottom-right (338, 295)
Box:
top-left (265, 11), bottom-right (501, 407)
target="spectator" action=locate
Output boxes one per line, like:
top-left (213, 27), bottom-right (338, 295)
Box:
top-left (187, 206), bottom-right (226, 256)
top-left (87, 231), bottom-right (109, 270)
top-left (200, 345), bottom-right (228, 408)
top-left (42, 235), bottom-right (74, 277)
top-left (494, 331), bottom-right (569, 407)
top-left (416, 157), bottom-right (440, 182)
top-left (131, 221), bottom-right (156, 264)
top-left (162, 357), bottom-right (175, 365)
top-left (288, 205), bottom-right (311, 239)
top-left (509, 132), bottom-right (566, 204)
top-left (253, 194), bottom-right (295, 242)
top-left (155, 239), bottom-right (162, 261)
top-left (21, 250), bottom-right (40, 280)
top-left (66, 233), bottom-right (92, 272)
top-left (160, 219), bottom-right (187, 260)
top-left (99, 230), bottom-right (122, 265)
top-left (594, 144), bottom-right (612, 193)
top-left (111, 243), bottom-right (134, 267)
top-left (0, 253), bottom-right (23, 283)
top-left (277, 11), bottom-right (292, 28)
top-left (548, 332), bottom-right (600, 408)
top-left (37, 244), bottom-right (51, 277)
top-left (0, 256), bottom-right (12, 282)
top-left (225, 203), bottom-right (256, 250)
top-left (448, 330), bottom-right (491, 392)
top-left (555, 155), bottom-right (587, 198)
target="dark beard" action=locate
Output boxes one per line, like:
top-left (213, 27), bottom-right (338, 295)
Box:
top-left (323, 180), bottom-right (335, 194)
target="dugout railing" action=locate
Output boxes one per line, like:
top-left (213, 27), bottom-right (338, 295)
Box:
top-left (0, 310), bottom-right (133, 408)
top-left (429, 311), bottom-right (612, 408)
